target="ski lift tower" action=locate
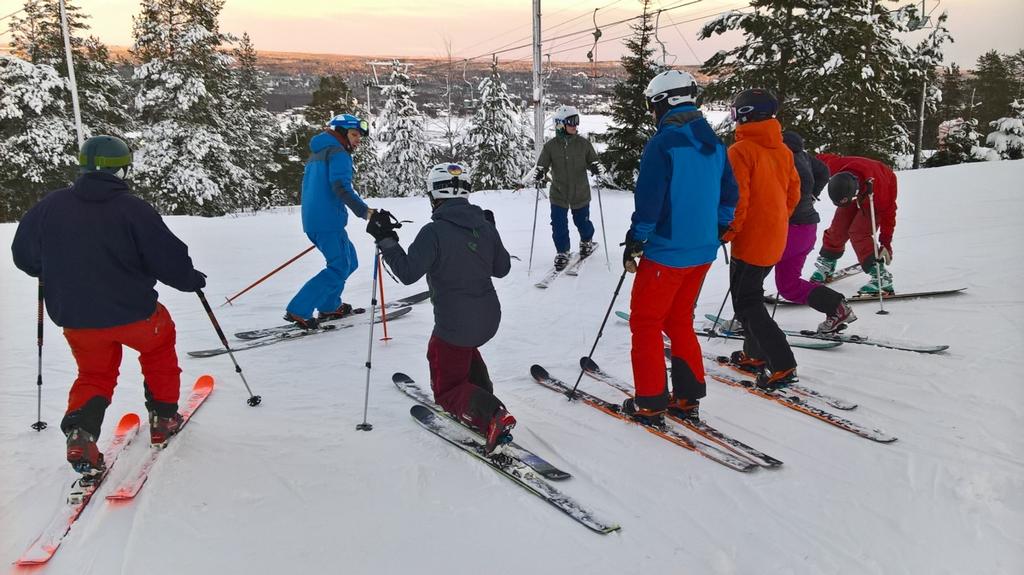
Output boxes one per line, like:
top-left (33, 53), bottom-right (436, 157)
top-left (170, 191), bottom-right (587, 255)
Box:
top-left (366, 60), bottom-right (413, 113)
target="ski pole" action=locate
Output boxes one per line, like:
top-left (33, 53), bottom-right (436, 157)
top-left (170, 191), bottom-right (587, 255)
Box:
top-left (197, 290), bottom-right (262, 406)
top-left (864, 179), bottom-right (889, 316)
top-left (527, 182), bottom-right (541, 275)
top-left (708, 244), bottom-right (732, 341)
top-left (567, 268), bottom-right (628, 400)
top-left (222, 245), bottom-right (315, 307)
top-left (357, 247), bottom-right (382, 431)
top-left (593, 178), bottom-right (611, 270)
top-left (377, 255), bottom-right (391, 341)
top-left (32, 280), bottom-right (47, 431)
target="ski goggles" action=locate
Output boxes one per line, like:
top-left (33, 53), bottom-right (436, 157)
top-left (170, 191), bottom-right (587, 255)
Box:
top-left (556, 115), bottom-right (580, 127)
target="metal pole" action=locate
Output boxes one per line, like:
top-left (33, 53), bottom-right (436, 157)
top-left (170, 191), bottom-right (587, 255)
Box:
top-left (567, 269), bottom-right (628, 399)
top-left (197, 291), bottom-right (262, 406)
top-left (527, 182), bottom-right (541, 274)
top-left (532, 0), bottom-right (544, 158)
top-left (593, 178), bottom-right (611, 270)
top-left (707, 244), bottom-right (731, 341)
top-left (357, 247), bottom-right (382, 431)
top-left (222, 245), bottom-right (315, 306)
top-left (58, 0), bottom-right (83, 147)
top-left (863, 180), bottom-right (889, 315)
top-left (32, 281), bottom-right (47, 431)
top-left (914, 75), bottom-right (927, 169)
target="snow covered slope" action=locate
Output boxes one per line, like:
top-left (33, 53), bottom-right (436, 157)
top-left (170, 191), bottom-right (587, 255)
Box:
top-left (1, 160), bottom-right (1022, 574)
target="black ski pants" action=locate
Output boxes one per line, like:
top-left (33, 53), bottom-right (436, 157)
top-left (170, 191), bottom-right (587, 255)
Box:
top-left (729, 258), bottom-right (797, 373)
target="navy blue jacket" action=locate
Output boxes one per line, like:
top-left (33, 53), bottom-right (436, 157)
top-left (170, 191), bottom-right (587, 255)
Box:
top-left (378, 198), bottom-right (510, 348)
top-left (631, 106), bottom-right (738, 268)
top-left (782, 131), bottom-right (829, 225)
top-left (11, 172), bottom-right (204, 329)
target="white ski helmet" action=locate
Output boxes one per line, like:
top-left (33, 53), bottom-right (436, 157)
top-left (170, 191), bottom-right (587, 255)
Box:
top-left (426, 163), bottom-right (472, 199)
top-left (553, 105), bottom-right (580, 127)
top-left (644, 70), bottom-right (701, 115)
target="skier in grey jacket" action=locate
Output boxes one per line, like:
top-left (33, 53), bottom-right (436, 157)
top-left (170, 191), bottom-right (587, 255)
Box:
top-left (366, 163), bottom-right (515, 454)
top-left (529, 105), bottom-right (602, 270)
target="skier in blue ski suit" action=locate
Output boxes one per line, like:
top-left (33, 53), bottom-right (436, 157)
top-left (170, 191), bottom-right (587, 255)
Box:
top-left (285, 114), bottom-right (374, 328)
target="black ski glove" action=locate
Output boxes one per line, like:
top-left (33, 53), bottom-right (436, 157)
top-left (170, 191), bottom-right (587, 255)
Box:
top-left (366, 209), bottom-right (401, 243)
top-left (622, 230), bottom-right (646, 273)
top-left (483, 209), bottom-right (495, 225)
top-left (191, 270), bottom-right (207, 292)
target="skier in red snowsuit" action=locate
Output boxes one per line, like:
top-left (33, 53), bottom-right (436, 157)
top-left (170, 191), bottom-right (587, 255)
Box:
top-left (812, 154), bottom-right (898, 295)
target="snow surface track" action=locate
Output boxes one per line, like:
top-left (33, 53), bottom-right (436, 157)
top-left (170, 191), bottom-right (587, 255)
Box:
top-left (2, 160), bottom-right (1022, 574)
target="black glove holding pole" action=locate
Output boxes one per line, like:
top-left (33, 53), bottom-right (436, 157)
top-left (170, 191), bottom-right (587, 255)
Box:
top-left (366, 209), bottom-right (401, 243)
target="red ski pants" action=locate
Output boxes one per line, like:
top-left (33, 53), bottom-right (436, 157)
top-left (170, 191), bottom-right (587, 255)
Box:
top-left (427, 335), bottom-right (502, 432)
top-left (629, 258), bottom-right (711, 410)
top-left (63, 303), bottom-right (182, 414)
top-left (821, 205), bottom-right (877, 265)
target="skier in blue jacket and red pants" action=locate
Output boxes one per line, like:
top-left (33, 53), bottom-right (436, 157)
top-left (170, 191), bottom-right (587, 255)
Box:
top-left (622, 71), bottom-right (738, 424)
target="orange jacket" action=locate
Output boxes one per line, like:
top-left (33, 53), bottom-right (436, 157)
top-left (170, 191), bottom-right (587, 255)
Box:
top-left (724, 119), bottom-right (801, 266)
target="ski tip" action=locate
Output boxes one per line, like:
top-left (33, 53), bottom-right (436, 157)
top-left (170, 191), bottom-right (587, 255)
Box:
top-left (529, 364), bottom-right (549, 380)
top-left (392, 372), bottom-right (413, 384)
top-left (614, 310), bottom-right (630, 321)
top-left (579, 356), bottom-right (599, 371)
top-left (113, 413), bottom-right (141, 433)
top-left (409, 404), bottom-right (432, 419)
top-left (193, 374), bottom-right (215, 392)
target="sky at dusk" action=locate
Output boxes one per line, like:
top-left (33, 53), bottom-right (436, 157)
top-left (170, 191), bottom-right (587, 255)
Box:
top-left (1, 0), bottom-right (1021, 67)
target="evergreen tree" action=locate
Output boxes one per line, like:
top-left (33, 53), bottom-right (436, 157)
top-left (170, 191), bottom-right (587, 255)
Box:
top-left (986, 99), bottom-right (1024, 160)
top-left (376, 61), bottom-right (432, 197)
top-left (226, 32), bottom-right (281, 208)
top-left (272, 75), bottom-right (356, 200)
top-left (465, 63), bottom-right (534, 191)
top-left (0, 55), bottom-right (76, 221)
top-left (701, 1), bottom-right (926, 163)
top-left (130, 0), bottom-right (256, 215)
top-left (926, 118), bottom-right (996, 166)
top-left (972, 51), bottom-right (1014, 132)
top-left (600, 0), bottom-right (661, 189)
top-left (937, 64), bottom-right (966, 122)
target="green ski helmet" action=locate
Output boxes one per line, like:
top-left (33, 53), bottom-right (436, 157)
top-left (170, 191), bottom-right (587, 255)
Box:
top-left (79, 135), bottom-right (132, 176)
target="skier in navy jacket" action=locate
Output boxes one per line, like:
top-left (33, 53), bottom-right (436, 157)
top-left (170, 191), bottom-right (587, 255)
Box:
top-left (12, 135), bottom-right (205, 476)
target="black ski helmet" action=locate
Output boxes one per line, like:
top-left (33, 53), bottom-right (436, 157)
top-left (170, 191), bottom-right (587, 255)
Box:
top-left (827, 172), bottom-right (860, 207)
top-left (79, 135), bottom-right (132, 174)
top-left (731, 89), bottom-right (779, 124)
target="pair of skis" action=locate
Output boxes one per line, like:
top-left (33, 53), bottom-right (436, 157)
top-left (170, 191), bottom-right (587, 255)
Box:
top-left (703, 313), bottom-right (949, 354)
top-left (395, 373), bottom-right (620, 535)
top-left (15, 376), bottom-right (215, 566)
top-left (534, 243), bottom-right (600, 289)
top-left (764, 287), bottom-right (966, 306)
top-left (615, 311), bottom-right (842, 350)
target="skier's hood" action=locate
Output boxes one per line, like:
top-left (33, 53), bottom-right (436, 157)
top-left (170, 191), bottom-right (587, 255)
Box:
top-left (660, 105), bottom-right (719, 155)
top-left (309, 130), bottom-right (348, 154)
top-left (431, 197), bottom-right (487, 230)
top-left (782, 130), bottom-right (805, 153)
top-left (70, 171), bottom-right (130, 203)
top-left (735, 118), bottom-right (785, 149)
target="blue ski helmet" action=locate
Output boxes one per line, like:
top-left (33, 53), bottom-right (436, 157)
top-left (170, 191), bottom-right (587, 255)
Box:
top-left (328, 114), bottom-right (369, 136)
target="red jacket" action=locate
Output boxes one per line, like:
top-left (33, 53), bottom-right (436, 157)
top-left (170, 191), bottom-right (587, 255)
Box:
top-left (817, 154), bottom-right (898, 248)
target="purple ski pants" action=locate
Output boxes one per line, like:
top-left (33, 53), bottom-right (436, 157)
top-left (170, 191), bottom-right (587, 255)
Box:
top-left (774, 223), bottom-right (819, 305)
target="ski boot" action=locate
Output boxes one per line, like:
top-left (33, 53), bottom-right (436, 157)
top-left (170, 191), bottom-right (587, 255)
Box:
top-left (858, 262), bottom-right (894, 295)
top-left (756, 368), bottom-right (798, 391)
top-left (818, 299), bottom-right (857, 334)
top-left (729, 350), bottom-right (766, 375)
top-left (579, 240), bottom-right (597, 258)
top-left (283, 311), bottom-right (319, 330)
top-left (666, 396), bottom-right (700, 422)
top-left (318, 302), bottom-right (355, 321)
top-left (66, 427), bottom-right (105, 477)
top-left (621, 398), bottom-right (666, 427)
top-left (553, 251), bottom-right (571, 271)
top-left (484, 408), bottom-right (516, 455)
top-left (810, 255), bottom-right (838, 283)
top-left (149, 411), bottom-right (184, 447)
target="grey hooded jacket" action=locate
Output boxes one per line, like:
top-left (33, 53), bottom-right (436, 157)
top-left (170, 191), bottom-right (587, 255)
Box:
top-left (378, 198), bottom-right (511, 348)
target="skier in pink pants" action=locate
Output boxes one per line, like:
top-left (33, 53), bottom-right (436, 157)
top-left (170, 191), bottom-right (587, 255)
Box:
top-left (774, 132), bottom-right (856, 333)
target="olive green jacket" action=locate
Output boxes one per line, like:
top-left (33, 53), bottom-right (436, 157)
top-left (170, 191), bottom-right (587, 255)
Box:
top-left (536, 133), bottom-right (599, 209)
